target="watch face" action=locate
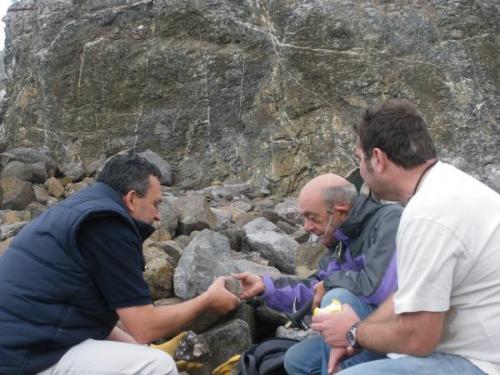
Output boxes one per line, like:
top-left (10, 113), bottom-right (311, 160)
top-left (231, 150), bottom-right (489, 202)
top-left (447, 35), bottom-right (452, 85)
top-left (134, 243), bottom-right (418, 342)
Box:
top-left (346, 330), bottom-right (355, 346)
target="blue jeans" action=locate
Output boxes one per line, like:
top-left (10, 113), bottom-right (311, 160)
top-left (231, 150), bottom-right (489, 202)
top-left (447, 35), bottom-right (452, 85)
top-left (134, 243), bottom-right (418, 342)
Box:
top-left (337, 352), bottom-right (486, 375)
top-left (284, 288), bottom-right (380, 375)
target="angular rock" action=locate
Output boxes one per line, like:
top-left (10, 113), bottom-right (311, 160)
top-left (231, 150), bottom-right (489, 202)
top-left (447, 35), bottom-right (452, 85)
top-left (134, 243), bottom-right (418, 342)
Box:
top-left (276, 220), bottom-right (298, 235)
top-left (0, 138), bottom-right (8, 154)
top-left (292, 229), bottom-right (311, 244)
top-left (174, 331), bottom-right (210, 362)
top-left (222, 183), bottom-right (254, 198)
top-left (143, 245), bottom-right (175, 300)
top-left (0, 177), bottom-right (35, 210)
top-left (25, 201), bottom-right (47, 219)
top-left (274, 198), bottom-right (301, 224)
top-left (174, 235), bottom-right (191, 249)
top-left (231, 258), bottom-right (281, 278)
top-left (0, 221), bottom-right (28, 241)
top-left (65, 178), bottom-right (93, 197)
top-left (230, 199), bottom-right (253, 213)
top-left (217, 222), bottom-right (246, 251)
top-left (2, 148), bottom-right (57, 177)
top-left (198, 319), bottom-right (252, 372)
top-left (45, 177), bottom-right (65, 198)
top-left (211, 207), bottom-right (233, 227)
top-left (173, 230), bottom-right (239, 299)
top-left (160, 199), bottom-right (179, 234)
top-left (0, 210), bottom-right (31, 224)
top-left (83, 155), bottom-right (107, 177)
top-left (138, 149), bottom-right (172, 186)
top-left (243, 217), bottom-right (282, 235)
top-left (1, 161), bottom-right (47, 183)
top-left (295, 242), bottom-right (328, 278)
top-left (246, 231), bottom-right (298, 274)
top-left (173, 195), bottom-right (218, 235)
top-left (202, 185), bottom-right (234, 202)
top-left (234, 211), bottom-right (259, 227)
top-left (156, 240), bottom-right (183, 265)
top-left (61, 160), bottom-right (86, 182)
top-left (33, 184), bottom-right (51, 205)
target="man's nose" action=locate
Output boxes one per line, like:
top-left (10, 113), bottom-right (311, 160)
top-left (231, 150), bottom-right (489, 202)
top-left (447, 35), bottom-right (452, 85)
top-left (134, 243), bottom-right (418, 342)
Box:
top-left (303, 219), bottom-right (314, 232)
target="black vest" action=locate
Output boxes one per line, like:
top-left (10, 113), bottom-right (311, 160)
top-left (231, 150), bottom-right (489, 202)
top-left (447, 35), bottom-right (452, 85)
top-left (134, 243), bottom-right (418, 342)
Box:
top-left (0, 182), bottom-right (143, 374)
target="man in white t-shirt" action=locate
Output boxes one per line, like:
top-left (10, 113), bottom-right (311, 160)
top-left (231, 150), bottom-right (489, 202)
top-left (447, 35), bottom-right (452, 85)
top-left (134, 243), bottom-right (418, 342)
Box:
top-left (310, 99), bottom-right (500, 375)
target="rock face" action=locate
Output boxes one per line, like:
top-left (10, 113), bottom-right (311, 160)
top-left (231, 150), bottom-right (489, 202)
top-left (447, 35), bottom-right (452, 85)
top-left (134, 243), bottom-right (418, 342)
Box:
top-left (2, 1), bottom-right (499, 194)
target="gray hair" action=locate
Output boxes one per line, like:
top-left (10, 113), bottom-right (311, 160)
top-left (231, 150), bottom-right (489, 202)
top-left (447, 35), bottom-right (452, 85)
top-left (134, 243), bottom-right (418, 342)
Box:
top-left (321, 182), bottom-right (358, 211)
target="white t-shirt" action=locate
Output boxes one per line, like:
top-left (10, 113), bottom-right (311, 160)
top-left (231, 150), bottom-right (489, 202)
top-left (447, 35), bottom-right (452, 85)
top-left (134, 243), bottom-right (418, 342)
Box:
top-left (394, 162), bottom-right (500, 375)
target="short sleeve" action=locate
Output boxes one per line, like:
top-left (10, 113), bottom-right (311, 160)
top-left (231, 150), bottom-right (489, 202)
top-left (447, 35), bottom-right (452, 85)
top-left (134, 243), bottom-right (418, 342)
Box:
top-left (394, 218), bottom-right (465, 314)
top-left (76, 216), bottom-right (152, 309)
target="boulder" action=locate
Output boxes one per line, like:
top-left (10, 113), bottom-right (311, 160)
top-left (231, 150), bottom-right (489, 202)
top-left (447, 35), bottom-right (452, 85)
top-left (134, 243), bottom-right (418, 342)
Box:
top-left (156, 240), bottom-right (183, 265)
top-left (1, 161), bottom-right (47, 183)
top-left (295, 242), bottom-right (328, 278)
top-left (143, 244), bottom-right (176, 300)
top-left (173, 230), bottom-right (239, 299)
top-left (45, 177), bottom-right (65, 198)
top-left (0, 177), bottom-right (36, 210)
top-left (244, 230), bottom-right (298, 274)
top-left (2, 148), bottom-right (57, 177)
top-left (243, 218), bottom-right (298, 274)
top-left (274, 198), bottom-right (302, 224)
top-left (173, 195), bottom-right (218, 235)
top-left (199, 319), bottom-right (252, 372)
top-left (60, 160), bottom-right (86, 182)
top-left (138, 149), bottom-right (173, 186)
top-left (0, 221), bottom-right (28, 241)
top-left (0, 210), bottom-right (31, 224)
top-left (243, 217), bottom-right (282, 235)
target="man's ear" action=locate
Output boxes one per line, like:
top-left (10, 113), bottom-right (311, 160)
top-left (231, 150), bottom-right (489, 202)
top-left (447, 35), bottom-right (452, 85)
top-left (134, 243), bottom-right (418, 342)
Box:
top-left (333, 202), bottom-right (351, 220)
top-left (122, 190), bottom-right (137, 213)
top-left (372, 147), bottom-right (389, 173)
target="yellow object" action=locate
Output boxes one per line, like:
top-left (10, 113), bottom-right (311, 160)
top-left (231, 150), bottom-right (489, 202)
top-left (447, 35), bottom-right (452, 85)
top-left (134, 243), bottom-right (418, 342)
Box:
top-left (176, 360), bottom-right (203, 372)
top-left (150, 332), bottom-right (203, 372)
top-left (313, 299), bottom-right (342, 315)
top-left (212, 354), bottom-right (241, 375)
top-left (150, 331), bottom-right (188, 356)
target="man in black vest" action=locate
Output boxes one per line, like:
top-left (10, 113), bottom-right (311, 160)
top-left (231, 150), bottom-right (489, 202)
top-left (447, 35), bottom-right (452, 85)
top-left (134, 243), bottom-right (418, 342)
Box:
top-left (0, 154), bottom-right (240, 375)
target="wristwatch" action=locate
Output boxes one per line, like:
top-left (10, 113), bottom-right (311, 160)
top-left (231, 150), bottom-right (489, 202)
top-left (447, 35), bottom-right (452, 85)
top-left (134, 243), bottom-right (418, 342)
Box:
top-left (346, 321), bottom-right (361, 350)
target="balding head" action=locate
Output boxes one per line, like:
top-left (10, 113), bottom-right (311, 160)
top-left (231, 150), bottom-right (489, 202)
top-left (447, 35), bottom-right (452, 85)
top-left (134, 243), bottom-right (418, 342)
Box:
top-left (300, 174), bottom-right (357, 208)
top-left (298, 174), bottom-right (358, 246)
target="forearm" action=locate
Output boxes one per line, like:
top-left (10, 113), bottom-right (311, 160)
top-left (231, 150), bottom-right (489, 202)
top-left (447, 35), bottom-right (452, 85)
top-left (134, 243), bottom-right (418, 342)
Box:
top-left (357, 296), bottom-right (443, 355)
top-left (118, 292), bottom-right (211, 344)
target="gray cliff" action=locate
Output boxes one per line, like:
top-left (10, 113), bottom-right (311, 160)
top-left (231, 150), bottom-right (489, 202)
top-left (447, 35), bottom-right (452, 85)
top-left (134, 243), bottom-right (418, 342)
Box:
top-left (1, 0), bottom-right (499, 194)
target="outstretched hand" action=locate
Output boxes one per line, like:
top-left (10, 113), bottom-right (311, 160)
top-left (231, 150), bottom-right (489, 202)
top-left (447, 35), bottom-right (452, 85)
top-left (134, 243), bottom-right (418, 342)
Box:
top-left (205, 276), bottom-right (240, 314)
top-left (232, 272), bottom-right (265, 299)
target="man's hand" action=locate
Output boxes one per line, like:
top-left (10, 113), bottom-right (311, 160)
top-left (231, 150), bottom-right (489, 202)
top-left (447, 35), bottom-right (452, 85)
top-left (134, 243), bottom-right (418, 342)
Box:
top-left (328, 347), bottom-right (346, 374)
top-left (311, 304), bottom-right (360, 347)
top-left (205, 276), bottom-right (240, 314)
top-left (232, 272), bottom-right (265, 299)
top-left (312, 281), bottom-right (326, 310)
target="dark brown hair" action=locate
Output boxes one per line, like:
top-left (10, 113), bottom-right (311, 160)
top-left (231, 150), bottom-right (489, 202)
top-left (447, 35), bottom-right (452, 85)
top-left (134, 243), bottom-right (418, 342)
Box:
top-left (356, 100), bottom-right (437, 169)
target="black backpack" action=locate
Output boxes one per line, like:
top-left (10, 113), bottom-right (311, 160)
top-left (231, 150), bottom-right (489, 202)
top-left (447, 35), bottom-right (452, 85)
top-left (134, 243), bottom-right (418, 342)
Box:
top-left (237, 338), bottom-right (299, 375)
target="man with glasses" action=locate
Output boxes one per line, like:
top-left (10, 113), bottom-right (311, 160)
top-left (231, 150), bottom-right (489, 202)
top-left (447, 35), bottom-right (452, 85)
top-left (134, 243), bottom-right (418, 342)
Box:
top-left (0, 154), bottom-right (240, 375)
top-left (235, 173), bottom-right (402, 374)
